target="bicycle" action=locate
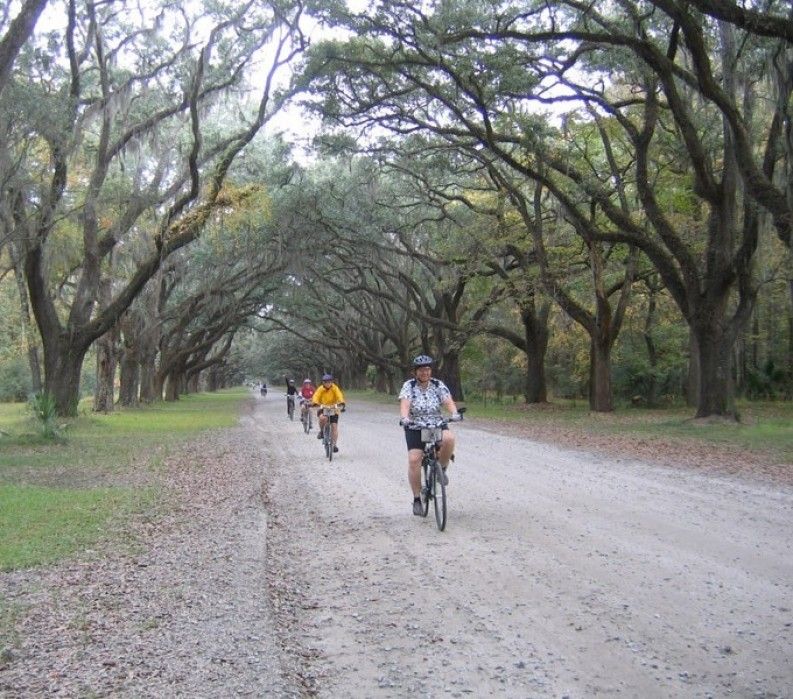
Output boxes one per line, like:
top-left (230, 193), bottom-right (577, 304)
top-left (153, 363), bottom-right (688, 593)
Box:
top-left (405, 408), bottom-right (465, 531)
top-left (318, 404), bottom-right (344, 461)
top-left (300, 399), bottom-right (313, 434)
top-left (286, 394), bottom-right (296, 421)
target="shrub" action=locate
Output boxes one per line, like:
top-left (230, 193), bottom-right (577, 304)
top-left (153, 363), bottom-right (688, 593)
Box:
top-left (0, 359), bottom-right (32, 402)
top-left (27, 392), bottom-right (63, 441)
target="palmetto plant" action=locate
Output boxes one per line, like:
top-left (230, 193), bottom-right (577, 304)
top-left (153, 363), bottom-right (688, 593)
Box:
top-left (28, 392), bottom-right (63, 441)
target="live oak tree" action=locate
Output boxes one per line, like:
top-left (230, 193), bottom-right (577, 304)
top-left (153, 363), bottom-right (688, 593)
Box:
top-left (301, 0), bottom-right (791, 418)
top-left (0, 0), bottom-right (306, 415)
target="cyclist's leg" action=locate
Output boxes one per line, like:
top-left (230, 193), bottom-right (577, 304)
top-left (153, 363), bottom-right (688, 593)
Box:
top-left (330, 415), bottom-right (339, 445)
top-left (407, 448), bottom-right (423, 497)
top-left (437, 428), bottom-right (455, 469)
top-left (317, 412), bottom-right (326, 437)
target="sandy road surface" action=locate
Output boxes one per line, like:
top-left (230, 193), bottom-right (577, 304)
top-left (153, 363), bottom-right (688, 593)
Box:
top-left (254, 393), bottom-right (793, 698)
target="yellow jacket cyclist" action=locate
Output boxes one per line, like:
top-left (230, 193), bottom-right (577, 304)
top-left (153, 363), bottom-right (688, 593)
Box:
top-left (312, 373), bottom-right (346, 452)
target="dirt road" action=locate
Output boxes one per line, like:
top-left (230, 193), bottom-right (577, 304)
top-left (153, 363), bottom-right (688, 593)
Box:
top-left (256, 394), bottom-right (793, 697)
top-left (2, 393), bottom-right (791, 697)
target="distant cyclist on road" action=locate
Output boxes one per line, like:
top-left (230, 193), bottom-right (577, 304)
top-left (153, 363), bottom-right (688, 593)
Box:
top-left (299, 379), bottom-right (315, 426)
top-left (399, 355), bottom-right (460, 515)
top-left (300, 378), bottom-right (315, 401)
top-left (285, 379), bottom-right (298, 417)
top-left (311, 374), bottom-right (346, 453)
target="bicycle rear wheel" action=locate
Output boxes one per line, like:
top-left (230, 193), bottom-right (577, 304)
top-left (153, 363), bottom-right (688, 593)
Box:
top-left (432, 461), bottom-right (447, 531)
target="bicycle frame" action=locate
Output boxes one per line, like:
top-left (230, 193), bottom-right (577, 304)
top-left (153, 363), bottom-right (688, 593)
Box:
top-left (319, 405), bottom-right (341, 461)
top-left (300, 399), bottom-right (313, 433)
top-left (405, 409), bottom-right (465, 531)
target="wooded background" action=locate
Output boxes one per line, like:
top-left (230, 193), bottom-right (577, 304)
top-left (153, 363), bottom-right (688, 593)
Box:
top-left (0, 0), bottom-right (791, 418)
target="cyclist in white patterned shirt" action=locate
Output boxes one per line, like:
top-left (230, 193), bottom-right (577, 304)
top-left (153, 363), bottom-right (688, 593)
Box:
top-left (398, 354), bottom-right (460, 516)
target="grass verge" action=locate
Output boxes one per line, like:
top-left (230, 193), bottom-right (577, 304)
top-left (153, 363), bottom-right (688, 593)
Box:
top-left (0, 388), bottom-right (248, 571)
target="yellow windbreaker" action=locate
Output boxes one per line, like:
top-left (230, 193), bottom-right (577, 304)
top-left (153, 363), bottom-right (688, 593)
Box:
top-left (312, 383), bottom-right (345, 406)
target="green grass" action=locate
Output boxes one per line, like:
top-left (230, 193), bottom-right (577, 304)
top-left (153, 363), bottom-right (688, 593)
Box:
top-left (0, 485), bottom-right (142, 570)
top-left (0, 388), bottom-right (248, 571)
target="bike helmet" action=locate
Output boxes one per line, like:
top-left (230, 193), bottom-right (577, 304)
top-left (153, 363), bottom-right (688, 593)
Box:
top-left (303, 378), bottom-right (312, 384)
top-left (322, 373), bottom-right (333, 381)
top-left (412, 354), bottom-right (434, 368)
top-left (288, 378), bottom-right (295, 385)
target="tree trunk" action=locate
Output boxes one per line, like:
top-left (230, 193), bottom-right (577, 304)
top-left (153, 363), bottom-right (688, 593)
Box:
top-left (93, 334), bottom-right (117, 412)
top-left (374, 365), bottom-right (389, 393)
top-left (589, 337), bottom-right (614, 412)
top-left (207, 368), bottom-right (221, 391)
top-left (687, 331), bottom-right (700, 408)
top-left (44, 342), bottom-right (88, 416)
top-left (9, 244), bottom-right (42, 393)
top-left (522, 301), bottom-right (550, 403)
top-left (693, 316), bottom-right (736, 418)
top-left (164, 371), bottom-right (185, 401)
top-left (139, 352), bottom-right (159, 403)
top-left (439, 351), bottom-right (464, 402)
top-left (93, 271), bottom-right (120, 412)
top-left (118, 350), bottom-right (140, 407)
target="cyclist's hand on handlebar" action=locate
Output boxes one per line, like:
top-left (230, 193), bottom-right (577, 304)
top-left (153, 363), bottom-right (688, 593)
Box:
top-left (399, 417), bottom-right (409, 427)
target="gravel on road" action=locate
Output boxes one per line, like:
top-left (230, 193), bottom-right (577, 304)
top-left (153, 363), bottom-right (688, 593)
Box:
top-left (2, 394), bottom-right (792, 698)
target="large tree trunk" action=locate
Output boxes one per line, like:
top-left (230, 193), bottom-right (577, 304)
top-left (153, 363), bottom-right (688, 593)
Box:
top-left (687, 331), bottom-right (700, 408)
top-left (693, 321), bottom-right (735, 418)
top-left (374, 364), bottom-right (389, 393)
top-left (118, 349), bottom-right (140, 407)
top-left (142, 356), bottom-right (161, 403)
top-left (44, 340), bottom-right (88, 416)
top-left (164, 371), bottom-right (185, 401)
top-left (439, 351), bottom-right (464, 402)
top-left (8, 243), bottom-right (42, 393)
top-left (589, 336), bottom-right (614, 412)
top-left (522, 301), bottom-right (550, 403)
top-left (93, 333), bottom-right (117, 412)
top-left (93, 276), bottom-right (119, 412)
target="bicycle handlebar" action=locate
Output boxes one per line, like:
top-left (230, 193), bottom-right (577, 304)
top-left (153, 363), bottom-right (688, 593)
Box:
top-left (402, 408), bottom-right (465, 431)
top-left (310, 402), bottom-right (346, 413)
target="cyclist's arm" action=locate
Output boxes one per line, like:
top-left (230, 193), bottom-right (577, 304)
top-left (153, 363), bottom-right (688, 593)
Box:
top-left (442, 396), bottom-right (458, 414)
top-left (399, 397), bottom-right (411, 422)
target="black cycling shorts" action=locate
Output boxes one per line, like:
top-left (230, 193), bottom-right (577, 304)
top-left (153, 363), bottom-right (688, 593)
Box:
top-left (404, 425), bottom-right (447, 451)
top-left (317, 409), bottom-right (339, 424)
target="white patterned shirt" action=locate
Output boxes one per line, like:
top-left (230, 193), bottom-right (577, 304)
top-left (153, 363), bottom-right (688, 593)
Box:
top-left (398, 378), bottom-right (452, 424)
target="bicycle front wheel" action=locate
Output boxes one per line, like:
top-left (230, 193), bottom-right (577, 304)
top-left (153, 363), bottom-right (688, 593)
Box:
top-left (288, 400), bottom-right (295, 420)
top-left (302, 411), bottom-right (310, 434)
top-left (419, 460), bottom-right (430, 517)
top-left (324, 424), bottom-right (333, 461)
top-left (432, 462), bottom-right (447, 531)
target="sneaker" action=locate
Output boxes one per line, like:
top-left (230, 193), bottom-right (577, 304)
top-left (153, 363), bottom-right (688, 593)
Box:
top-left (412, 498), bottom-right (423, 516)
top-left (333, 446), bottom-right (339, 453)
top-left (440, 467), bottom-right (449, 486)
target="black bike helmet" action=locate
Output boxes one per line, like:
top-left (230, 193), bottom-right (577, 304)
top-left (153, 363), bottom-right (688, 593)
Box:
top-left (412, 354), bottom-right (434, 368)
